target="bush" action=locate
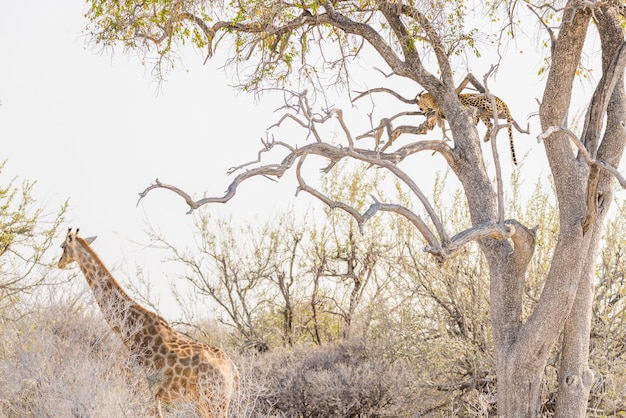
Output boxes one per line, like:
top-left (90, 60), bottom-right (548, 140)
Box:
top-left (238, 342), bottom-right (418, 417)
top-left (0, 300), bottom-right (154, 417)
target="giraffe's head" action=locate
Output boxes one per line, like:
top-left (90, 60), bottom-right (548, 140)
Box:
top-left (58, 228), bottom-right (97, 269)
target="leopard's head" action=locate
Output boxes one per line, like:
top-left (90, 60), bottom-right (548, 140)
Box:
top-left (417, 91), bottom-right (438, 113)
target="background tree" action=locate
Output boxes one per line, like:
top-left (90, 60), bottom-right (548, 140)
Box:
top-left (0, 161), bottom-right (67, 317)
top-left (148, 162), bottom-right (397, 348)
top-left (86, 1), bottom-right (626, 416)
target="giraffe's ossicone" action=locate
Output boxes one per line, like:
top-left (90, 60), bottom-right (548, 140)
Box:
top-left (59, 228), bottom-right (238, 418)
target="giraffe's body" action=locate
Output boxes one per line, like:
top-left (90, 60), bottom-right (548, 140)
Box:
top-left (58, 229), bottom-right (237, 417)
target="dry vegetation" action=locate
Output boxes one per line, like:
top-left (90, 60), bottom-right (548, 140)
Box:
top-left (1, 165), bottom-right (626, 416)
top-left (0, 299), bottom-right (154, 417)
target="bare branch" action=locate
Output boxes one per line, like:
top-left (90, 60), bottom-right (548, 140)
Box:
top-left (138, 137), bottom-right (454, 212)
top-left (330, 109), bottom-right (355, 149)
top-left (538, 125), bottom-right (626, 188)
top-left (361, 196), bottom-right (440, 249)
top-left (227, 135), bottom-right (296, 174)
top-left (526, 4), bottom-right (557, 56)
top-left (425, 221), bottom-right (515, 259)
top-left (137, 161), bottom-right (292, 214)
top-left (294, 153), bottom-right (366, 231)
top-left (482, 66), bottom-right (506, 225)
top-left (369, 158), bottom-right (450, 245)
top-left (596, 160), bottom-right (626, 188)
top-left (352, 87), bottom-right (419, 105)
top-left (137, 179), bottom-right (199, 213)
top-left (538, 125), bottom-right (591, 162)
top-left (355, 112), bottom-right (424, 144)
top-left (456, 73), bottom-right (486, 94)
top-left (268, 91), bottom-right (327, 143)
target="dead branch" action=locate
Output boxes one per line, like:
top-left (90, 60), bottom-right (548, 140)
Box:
top-left (294, 153), bottom-right (367, 230)
top-left (137, 164), bottom-right (290, 214)
top-left (352, 87), bottom-right (419, 105)
top-left (138, 88), bottom-right (537, 261)
top-left (137, 138), bottom-right (454, 210)
top-left (268, 91), bottom-right (327, 143)
top-left (482, 65), bottom-right (507, 224)
top-left (455, 73), bottom-right (486, 94)
top-left (136, 137), bottom-right (511, 261)
top-left (356, 112), bottom-right (421, 140)
top-left (331, 109), bottom-right (355, 149)
top-left (379, 121), bottom-right (436, 152)
top-left (226, 135), bottom-right (296, 174)
top-left (433, 221), bottom-right (515, 256)
top-left (361, 195), bottom-right (440, 249)
top-left (596, 160), bottom-right (626, 188)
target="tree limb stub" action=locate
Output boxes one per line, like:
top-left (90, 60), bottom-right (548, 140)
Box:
top-left (506, 219), bottom-right (537, 269)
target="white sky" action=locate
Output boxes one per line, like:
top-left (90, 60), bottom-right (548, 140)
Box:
top-left (1, 2), bottom-right (621, 318)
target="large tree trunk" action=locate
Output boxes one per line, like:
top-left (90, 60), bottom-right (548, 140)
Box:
top-left (495, 4), bottom-right (595, 416)
top-left (555, 5), bottom-right (626, 416)
top-left (441, 6), bottom-right (599, 416)
top-left (490, 223), bottom-right (538, 415)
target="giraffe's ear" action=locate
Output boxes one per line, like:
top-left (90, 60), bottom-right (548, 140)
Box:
top-left (84, 236), bottom-right (97, 245)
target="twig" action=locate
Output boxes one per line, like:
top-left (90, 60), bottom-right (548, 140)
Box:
top-left (226, 135), bottom-right (295, 174)
top-left (526, 4), bottom-right (556, 55)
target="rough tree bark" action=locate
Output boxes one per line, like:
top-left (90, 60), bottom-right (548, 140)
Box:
top-left (554, 5), bottom-right (626, 416)
top-left (86, 0), bottom-right (626, 415)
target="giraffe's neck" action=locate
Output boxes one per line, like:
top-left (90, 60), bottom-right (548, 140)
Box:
top-left (75, 241), bottom-right (149, 342)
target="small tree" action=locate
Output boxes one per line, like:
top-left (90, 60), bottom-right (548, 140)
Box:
top-left (87, 1), bottom-right (626, 415)
top-left (0, 161), bottom-right (67, 317)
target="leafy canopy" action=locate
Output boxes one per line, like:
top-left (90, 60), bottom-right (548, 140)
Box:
top-left (85, 0), bottom-right (492, 90)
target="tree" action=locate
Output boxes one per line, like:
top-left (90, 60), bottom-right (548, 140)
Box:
top-left (86, 1), bottom-right (626, 416)
top-left (0, 161), bottom-right (68, 316)
top-left (149, 162), bottom-right (397, 348)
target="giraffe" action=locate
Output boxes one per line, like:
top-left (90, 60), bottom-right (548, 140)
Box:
top-left (58, 228), bottom-right (237, 417)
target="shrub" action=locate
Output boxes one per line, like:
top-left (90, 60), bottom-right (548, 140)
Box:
top-left (238, 342), bottom-right (418, 417)
top-left (0, 300), bottom-right (154, 417)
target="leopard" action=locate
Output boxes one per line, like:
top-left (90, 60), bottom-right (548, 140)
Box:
top-left (417, 91), bottom-right (528, 165)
